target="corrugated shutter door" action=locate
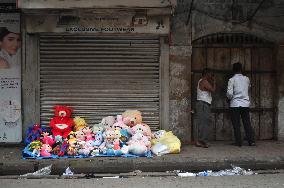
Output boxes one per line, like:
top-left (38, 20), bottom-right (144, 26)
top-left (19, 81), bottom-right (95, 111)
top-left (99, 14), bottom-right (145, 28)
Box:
top-left (39, 35), bottom-right (160, 130)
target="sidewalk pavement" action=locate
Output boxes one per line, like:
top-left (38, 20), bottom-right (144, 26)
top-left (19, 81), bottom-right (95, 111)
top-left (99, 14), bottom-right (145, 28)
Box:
top-left (1, 141), bottom-right (284, 175)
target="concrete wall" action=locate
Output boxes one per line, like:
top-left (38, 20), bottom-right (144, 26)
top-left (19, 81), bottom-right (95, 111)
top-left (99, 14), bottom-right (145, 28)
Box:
top-left (169, 0), bottom-right (284, 142)
top-left (169, 0), bottom-right (192, 143)
top-left (277, 44), bottom-right (284, 140)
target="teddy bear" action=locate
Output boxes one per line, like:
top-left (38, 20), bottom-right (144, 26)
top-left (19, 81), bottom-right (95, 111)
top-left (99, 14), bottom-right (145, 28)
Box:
top-left (129, 123), bottom-right (152, 139)
top-left (126, 133), bottom-right (150, 156)
top-left (91, 116), bottom-right (115, 134)
top-left (73, 116), bottom-right (87, 132)
top-left (49, 105), bottom-right (74, 139)
top-left (78, 140), bottom-right (95, 156)
top-left (91, 122), bottom-right (105, 135)
top-left (122, 110), bottom-right (142, 127)
top-left (102, 116), bottom-right (116, 128)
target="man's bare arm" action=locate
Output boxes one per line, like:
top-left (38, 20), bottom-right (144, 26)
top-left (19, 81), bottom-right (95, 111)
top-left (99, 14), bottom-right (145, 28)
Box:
top-left (200, 79), bottom-right (216, 92)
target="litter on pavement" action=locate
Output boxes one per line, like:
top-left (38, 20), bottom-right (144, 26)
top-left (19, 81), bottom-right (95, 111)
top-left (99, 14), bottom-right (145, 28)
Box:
top-left (177, 165), bottom-right (255, 177)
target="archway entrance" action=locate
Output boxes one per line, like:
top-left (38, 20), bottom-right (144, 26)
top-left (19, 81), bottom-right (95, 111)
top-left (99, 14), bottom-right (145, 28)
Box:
top-left (191, 33), bottom-right (276, 141)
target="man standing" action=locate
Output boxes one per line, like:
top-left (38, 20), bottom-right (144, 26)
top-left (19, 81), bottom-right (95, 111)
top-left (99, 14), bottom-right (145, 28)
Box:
top-left (227, 62), bottom-right (256, 147)
top-left (195, 68), bottom-right (215, 148)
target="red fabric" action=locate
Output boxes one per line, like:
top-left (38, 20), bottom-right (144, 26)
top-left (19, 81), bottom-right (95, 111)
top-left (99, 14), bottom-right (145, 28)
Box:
top-left (49, 106), bottom-right (74, 138)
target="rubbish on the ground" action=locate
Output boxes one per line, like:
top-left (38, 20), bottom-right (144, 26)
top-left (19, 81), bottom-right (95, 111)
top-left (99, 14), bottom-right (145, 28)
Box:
top-left (177, 166), bottom-right (255, 177)
top-left (178, 172), bottom-right (196, 177)
top-left (62, 167), bottom-right (74, 176)
top-left (102, 176), bottom-right (120, 178)
top-left (21, 165), bottom-right (52, 176)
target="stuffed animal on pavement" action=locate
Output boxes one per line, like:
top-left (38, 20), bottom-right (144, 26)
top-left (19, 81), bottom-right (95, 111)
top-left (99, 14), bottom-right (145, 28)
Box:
top-left (102, 116), bottom-right (116, 128)
top-left (75, 128), bottom-right (86, 142)
top-left (127, 133), bottom-right (149, 156)
top-left (28, 140), bottom-right (42, 157)
top-left (82, 127), bottom-right (94, 141)
top-left (94, 132), bottom-right (104, 147)
top-left (91, 122), bottom-right (105, 135)
top-left (25, 124), bottom-right (47, 144)
top-left (73, 116), bottom-right (87, 132)
top-left (122, 110), bottom-right (142, 128)
top-left (40, 144), bottom-right (52, 157)
top-left (49, 105), bottom-right (74, 139)
top-left (100, 128), bottom-right (115, 150)
top-left (112, 115), bottom-right (130, 143)
top-left (42, 131), bottom-right (56, 147)
top-left (129, 123), bottom-right (152, 139)
top-left (112, 115), bottom-right (128, 130)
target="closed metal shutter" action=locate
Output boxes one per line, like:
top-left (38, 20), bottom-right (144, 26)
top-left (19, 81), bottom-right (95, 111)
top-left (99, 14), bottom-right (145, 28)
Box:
top-left (39, 35), bottom-right (160, 130)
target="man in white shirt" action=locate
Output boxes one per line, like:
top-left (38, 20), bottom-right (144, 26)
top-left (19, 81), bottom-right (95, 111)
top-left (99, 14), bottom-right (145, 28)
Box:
top-left (227, 62), bottom-right (255, 147)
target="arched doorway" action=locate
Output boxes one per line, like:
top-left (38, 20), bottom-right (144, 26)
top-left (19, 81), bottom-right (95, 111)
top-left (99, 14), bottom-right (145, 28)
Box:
top-left (191, 33), bottom-right (276, 141)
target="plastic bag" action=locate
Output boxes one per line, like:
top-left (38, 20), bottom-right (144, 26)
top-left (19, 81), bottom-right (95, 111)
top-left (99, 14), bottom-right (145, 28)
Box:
top-left (63, 167), bottom-right (74, 176)
top-left (151, 142), bottom-right (170, 156)
top-left (158, 131), bottom-right (181, 154)
top-left (151, 131), bottom-right (181, 156)
top-left (21, 165), bottom-right (52, 176)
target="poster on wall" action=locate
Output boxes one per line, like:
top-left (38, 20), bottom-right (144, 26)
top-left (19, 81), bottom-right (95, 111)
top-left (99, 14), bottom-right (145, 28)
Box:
top-left (0, 12), bottom-right (22, 143)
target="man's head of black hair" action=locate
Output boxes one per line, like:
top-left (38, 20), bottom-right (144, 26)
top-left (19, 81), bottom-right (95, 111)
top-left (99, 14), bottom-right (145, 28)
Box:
top-left (233, 62), bottom-right (242, 74)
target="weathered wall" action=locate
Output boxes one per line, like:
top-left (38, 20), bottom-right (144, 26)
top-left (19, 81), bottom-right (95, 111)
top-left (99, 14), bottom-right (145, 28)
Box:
top-left (169, 0), bottom-right (192, 143)
top-left (277, 44), bottom-right (284, 140)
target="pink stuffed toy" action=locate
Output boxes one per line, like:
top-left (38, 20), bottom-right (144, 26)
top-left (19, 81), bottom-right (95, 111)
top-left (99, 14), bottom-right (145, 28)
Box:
top-left (129, 123), bottom-right (152, 138)
top-left (40, 144), bottom-right (52, 157)
top-left (49, 105), bottom-right (74, 138)
top-left (112, 115), bottom-right (128, 130)
top-left (82, 127), bottom-right (94, 141)
top-left (42, 132), bottom-right (56, 147)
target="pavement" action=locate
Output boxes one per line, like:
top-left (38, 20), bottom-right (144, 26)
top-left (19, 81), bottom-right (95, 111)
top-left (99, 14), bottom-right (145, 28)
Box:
top-left (1, 141), bottom-right (284, 176)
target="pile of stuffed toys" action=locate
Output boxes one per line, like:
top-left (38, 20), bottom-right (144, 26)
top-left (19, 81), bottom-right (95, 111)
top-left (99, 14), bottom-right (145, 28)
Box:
top-left (23, 105), bottom-right (180, 159)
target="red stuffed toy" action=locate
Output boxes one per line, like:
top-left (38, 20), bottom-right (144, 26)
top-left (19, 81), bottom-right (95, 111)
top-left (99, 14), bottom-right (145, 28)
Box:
top-left (49, 105), bottom-right (74, 138)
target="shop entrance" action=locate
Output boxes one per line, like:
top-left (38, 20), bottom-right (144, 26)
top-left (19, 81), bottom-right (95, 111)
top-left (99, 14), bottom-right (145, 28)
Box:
top-left (39, 35), bottom-right (161, 130)
top-left (191, 33), bottom-right (276, 141)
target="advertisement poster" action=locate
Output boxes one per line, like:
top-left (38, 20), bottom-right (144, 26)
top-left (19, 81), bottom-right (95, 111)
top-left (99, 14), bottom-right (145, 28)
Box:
top-left (0, 12), bottom-right (21, 143)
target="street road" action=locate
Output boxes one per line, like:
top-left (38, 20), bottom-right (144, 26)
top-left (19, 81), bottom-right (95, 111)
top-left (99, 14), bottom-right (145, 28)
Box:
top-left (1, 172), bottom-right (284, 188)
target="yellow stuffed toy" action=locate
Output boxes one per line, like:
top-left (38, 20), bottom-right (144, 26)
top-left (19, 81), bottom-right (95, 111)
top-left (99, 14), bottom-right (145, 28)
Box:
top-left (73, 116), bottom-right (87, 132)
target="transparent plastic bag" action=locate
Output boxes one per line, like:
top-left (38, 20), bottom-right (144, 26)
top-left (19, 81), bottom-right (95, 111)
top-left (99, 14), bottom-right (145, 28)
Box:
top-left (151, 142), bottom-right (170, 156)
top-left (21, 165), bottom-right (52, 176)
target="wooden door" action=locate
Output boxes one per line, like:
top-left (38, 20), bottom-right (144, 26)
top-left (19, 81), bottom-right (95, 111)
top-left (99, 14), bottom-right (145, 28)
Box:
top-left (191, 33), bottom-right (276, 141)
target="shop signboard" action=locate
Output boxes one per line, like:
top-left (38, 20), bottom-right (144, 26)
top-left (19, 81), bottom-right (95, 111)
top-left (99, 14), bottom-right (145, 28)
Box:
top-left (25, 12), bottom-right (170, 34)
top-left (0, 12), bottom-right (22, 143)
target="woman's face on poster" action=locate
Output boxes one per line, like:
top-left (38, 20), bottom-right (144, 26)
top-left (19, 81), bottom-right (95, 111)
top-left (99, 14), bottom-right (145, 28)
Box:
top-left (0, 33), bottom-right (21, 55)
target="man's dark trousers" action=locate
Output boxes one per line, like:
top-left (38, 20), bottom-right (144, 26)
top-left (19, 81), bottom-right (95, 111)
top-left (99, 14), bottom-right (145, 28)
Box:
top-left (230, 107), bottom-right (255, 146)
